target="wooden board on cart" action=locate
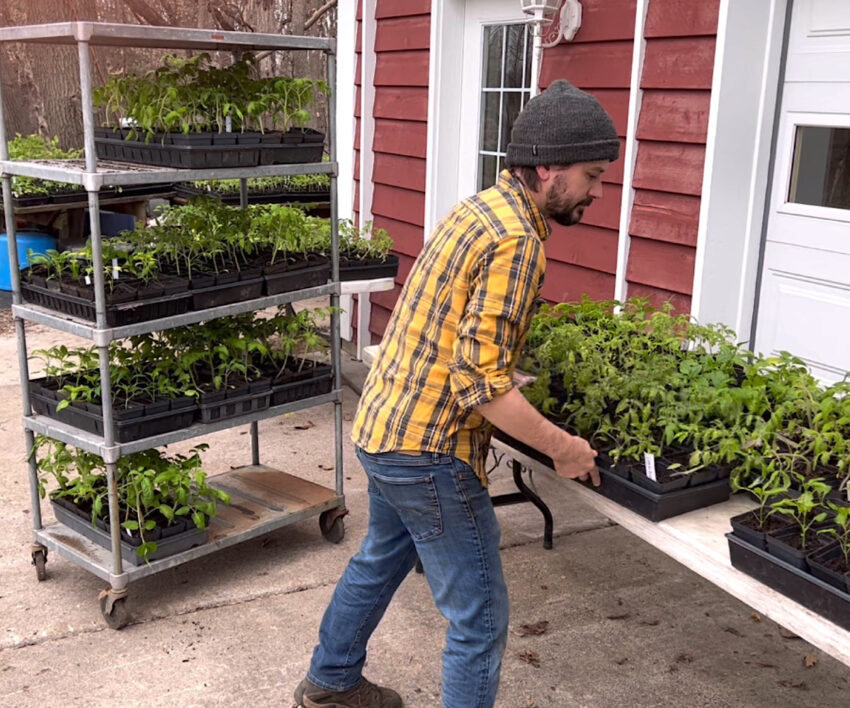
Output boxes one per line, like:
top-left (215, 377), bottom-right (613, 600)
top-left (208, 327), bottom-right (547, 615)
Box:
top-left (210, 465), bottom-right (340, 541)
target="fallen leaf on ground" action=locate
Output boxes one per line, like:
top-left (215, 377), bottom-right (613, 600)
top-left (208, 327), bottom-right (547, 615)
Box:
top-left (777, 679), bottom-right (809, 690)
top-left (675, 653), bottom-right (694, 664)
top-left (512, 621), bottom-right (549, 637)
top-left (639, 619), bottom-right (659, 627)
top-left (724, 627), bottom-right (743, 637)
top-left (779, 627), bottom-right (801, 640)
top-left (518, 650), bottom-right (540, 668)
top-left (751, 613), bottom-right (762, 622)
top-left (615, 657), bottom-right (629, 665)
top-left (294, 421), bottom-right (314, 430)
top-left (804, 654), bottom-right (818, 668)
top-left (606, 613), bottom-right (631, 621)
top-left (744, 660), bottom-right (777, 668)
top-left (318, 464), bottom-right (334, 470)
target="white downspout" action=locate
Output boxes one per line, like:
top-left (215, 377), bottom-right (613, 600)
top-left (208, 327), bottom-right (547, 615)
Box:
top-left (613, 0), bottom-right (649, 305)
top-left (355, 0), bottom-right (377, 360)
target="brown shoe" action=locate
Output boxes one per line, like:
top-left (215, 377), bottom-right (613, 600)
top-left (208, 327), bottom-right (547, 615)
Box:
top-left (293, 677), bottom-right (403, 708)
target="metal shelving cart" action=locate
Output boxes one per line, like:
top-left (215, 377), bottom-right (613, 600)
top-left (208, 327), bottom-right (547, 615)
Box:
top-left (0, 22), bottom-right (366, 628)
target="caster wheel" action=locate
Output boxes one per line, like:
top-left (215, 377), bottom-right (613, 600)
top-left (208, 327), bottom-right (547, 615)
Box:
top-left (32, 549), bottom-right (47, 581)
top-left (99, 591), bottom-right (131, 630)
top-left (320, 509), bottom-right (347, 544)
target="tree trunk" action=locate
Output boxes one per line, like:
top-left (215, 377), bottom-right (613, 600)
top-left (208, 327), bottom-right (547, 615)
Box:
top-left (0, 0), bottom-right (337, 148)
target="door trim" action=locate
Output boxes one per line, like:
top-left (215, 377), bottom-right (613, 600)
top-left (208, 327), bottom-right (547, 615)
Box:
top-left (424, 0), bottom-right (466, 239)
top-left (689, 0), bottom-right (789, 345)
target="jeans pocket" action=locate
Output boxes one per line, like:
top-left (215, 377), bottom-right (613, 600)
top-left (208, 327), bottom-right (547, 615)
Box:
top-left (369, 471), bottom-right (443, 542)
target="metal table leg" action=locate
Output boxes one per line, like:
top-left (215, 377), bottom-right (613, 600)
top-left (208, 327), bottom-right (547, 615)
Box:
top-left (491, 459), bottom-right (554, 549)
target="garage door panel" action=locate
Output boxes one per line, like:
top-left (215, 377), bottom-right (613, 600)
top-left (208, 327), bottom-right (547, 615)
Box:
top-left (784, 0), bottom-right (850, 82)
top-left (757, 251), bottom-right (850, 383)
top-left (754, 0), bottom-right (850, 384)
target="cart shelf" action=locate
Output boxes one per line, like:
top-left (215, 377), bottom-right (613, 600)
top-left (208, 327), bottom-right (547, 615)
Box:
top-left (12, 283), bottom-right (340, 343)
top-left (36, 465), bottom-right (344, 584)
top-left (0, 158), bottom-right (336, 191)
top-left (0, 21), bottom-right (333, 52)
top-left (24, 390), bottom-right (341, 459)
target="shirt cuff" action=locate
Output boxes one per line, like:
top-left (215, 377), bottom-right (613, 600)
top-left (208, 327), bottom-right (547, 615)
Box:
top-left (448, 359), bottom-right (514, 411)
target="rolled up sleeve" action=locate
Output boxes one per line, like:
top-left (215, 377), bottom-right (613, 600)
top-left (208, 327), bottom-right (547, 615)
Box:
top-left (448, 233), bottom-right (544, 411)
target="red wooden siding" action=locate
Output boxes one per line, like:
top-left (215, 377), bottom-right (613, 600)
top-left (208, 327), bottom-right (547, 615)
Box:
top-left (625, 0), bottom-right (721, 313)
top-left (537, 0), bottom-right (637, 304)
top-left (630, 190), bottom-right (700, 248)
top-left (632, 143), bottom-right (706, 196)
top-left (645, 0), bottom-right (720, 37)
top-left (636, 90), bottom-right (710, 144)
top-left (364, 2), bottom-right (431, 344)
top-left (641, 37), bottom-right (716, 89)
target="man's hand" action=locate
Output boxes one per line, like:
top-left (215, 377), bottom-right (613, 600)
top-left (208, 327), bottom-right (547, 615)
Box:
top-left (551, 433), bottom-right (600, 486)
top-left (477, 388), bottom-right (601, 486)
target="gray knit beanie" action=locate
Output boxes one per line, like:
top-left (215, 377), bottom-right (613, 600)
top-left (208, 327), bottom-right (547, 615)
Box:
top-left (506, 80), bottom-right (619, 167)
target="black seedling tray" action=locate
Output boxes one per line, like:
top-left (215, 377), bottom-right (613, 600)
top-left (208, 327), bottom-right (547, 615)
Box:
top-left (263, 261), bottom-right (331, 296)
top-left (51, 499), bottom-right (208, 566)
top-left (271, 363), bottom-right (333, 406)
top-left (29, 379), bottom-right (197, 442)
top-left (727, 533), bottom-right (850, 631)
top-left (174, 183), bottom-right (329, 206)
top-left (340, 254), bottom-right (399, 282)
top-left (197, 388), bottom-right (272, 424)
top-left (492, 428), bottom-right (731, 521)
top-left (258, 142), bottom-right (324, 165)
top-left (582, 468), bottom-right (731, 522)
top-left (191, 277), bottom-right (264, 309)
top-left (21, 281), bottom-right (191, 327)
top-left (95, 136), bottom-right (259, 169)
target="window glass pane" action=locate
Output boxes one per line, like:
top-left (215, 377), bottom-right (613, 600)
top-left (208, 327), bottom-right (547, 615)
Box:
top-left (523, 27), bottom-right (532, 87)
top-left (789, 126), bottom-right (850, 210)
top-left (504, 24), bottom-right (526, 89)
top-left (484, 26), bottom-right (503, 89)
top-left (481, 92), bottom-right (501, 152)
top-left (500, 91), bottom-right (523, 153)
top-left (479, 154), bottom-right (498, 189)
top-left (477, 22), bottom-right (533, 191)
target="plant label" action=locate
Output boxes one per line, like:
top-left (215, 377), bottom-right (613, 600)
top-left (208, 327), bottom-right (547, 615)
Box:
top-left (644, 453), bottom-right (657, 481)
top-left (84, 275), bottom-right (91, 285)
top-left (225, 115), bottom-right (232, 133)
top-left (112, 258), bottom-right (119, 280)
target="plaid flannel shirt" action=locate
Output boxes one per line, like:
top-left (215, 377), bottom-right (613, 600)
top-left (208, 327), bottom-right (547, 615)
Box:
top-left (351, 170), bottom-right (550, 483)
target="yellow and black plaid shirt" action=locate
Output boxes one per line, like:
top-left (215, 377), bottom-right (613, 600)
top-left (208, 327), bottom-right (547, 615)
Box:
top-left (352, 170), bottom-right (550, 483)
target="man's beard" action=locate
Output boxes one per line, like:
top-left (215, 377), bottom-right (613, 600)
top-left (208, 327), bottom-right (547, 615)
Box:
top-left (544, 177), bottom-right (592, 226)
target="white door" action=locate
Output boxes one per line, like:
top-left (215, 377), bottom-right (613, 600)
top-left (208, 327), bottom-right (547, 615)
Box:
top-left (754, 0), bottom-right (850, 383)
top-left (457, 1), bottom-right (535, 199)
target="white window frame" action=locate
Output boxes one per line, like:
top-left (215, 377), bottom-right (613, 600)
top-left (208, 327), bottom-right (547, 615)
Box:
top-left (774, 111), bottom-right (850, 223)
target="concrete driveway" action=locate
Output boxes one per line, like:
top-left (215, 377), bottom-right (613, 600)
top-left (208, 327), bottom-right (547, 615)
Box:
top-left (0, 310), bottom-right (847, 707)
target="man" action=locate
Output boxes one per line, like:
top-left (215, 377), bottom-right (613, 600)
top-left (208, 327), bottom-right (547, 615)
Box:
top-left (295, 80), bottom-right (620, 708)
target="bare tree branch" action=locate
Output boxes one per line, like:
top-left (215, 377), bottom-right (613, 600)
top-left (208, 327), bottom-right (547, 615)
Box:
top-left (305, 0), bottom-right (336, 31)
top-left (120, 0), bottom-right (167, 26)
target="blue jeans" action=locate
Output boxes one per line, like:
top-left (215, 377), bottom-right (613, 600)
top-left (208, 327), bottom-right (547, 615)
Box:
top-left (307, 448), bottom-right (509, 708)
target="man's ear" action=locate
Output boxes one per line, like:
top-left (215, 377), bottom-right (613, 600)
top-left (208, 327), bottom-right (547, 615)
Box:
top-left (535, 165), bottom-right (552, 183)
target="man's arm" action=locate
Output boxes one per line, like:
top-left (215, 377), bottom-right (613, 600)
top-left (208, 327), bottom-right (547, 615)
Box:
top-left (477, 387), bottom-right (600, 486)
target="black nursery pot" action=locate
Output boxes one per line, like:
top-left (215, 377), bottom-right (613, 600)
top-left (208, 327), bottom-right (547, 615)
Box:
top-left (729, 510), bottom-right (793, 551)
top-left (171, 132), bottom-right (213, 146)
top-left (595, 449), bottom-right (629, 480)
top-left (807, 542), bottom-right (850, 592)
top-left (764, 525), bottom-right (833, 572)
top-left (627, 457), bottom-right (690, 494)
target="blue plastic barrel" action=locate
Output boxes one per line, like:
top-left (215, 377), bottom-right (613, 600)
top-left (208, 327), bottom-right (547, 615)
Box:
top-left (0, 231), bottom-right (57, 291)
